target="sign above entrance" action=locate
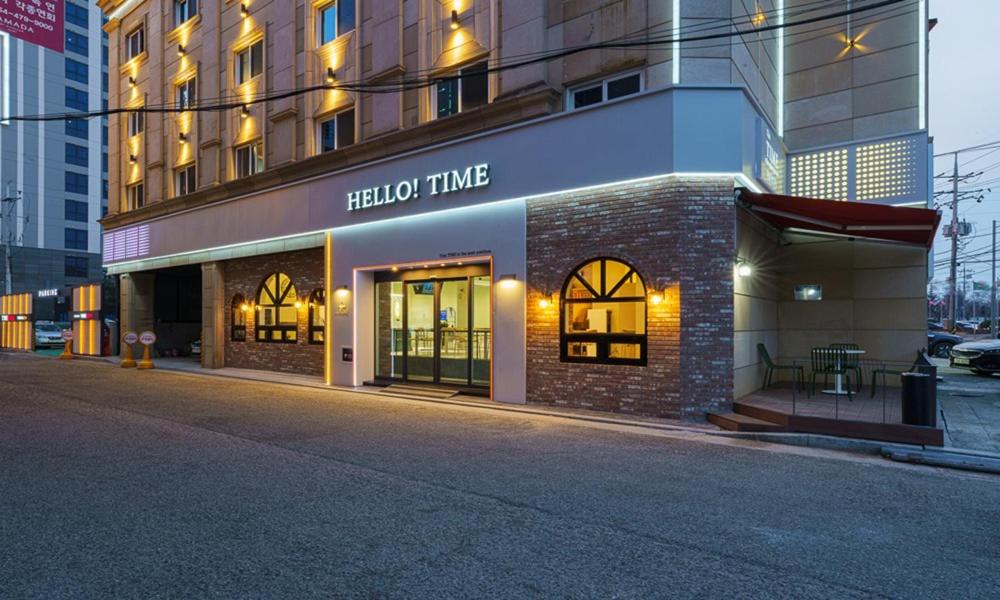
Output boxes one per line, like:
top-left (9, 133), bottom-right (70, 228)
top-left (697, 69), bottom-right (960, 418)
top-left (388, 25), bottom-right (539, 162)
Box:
top-left (347, 163), bottom-right (491, 212)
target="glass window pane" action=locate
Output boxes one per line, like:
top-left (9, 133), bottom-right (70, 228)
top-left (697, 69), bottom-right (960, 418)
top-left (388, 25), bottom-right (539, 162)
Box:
top-left (460, 62), bottom-right (488, 111)
top-left (320, 119), bottom-right (336, 152)
top-left (607, 74), bottom-right (641, 100)
top-left (573, 85), bottom-right (602, 109)
top-left (336, 109), bottom-right (355, 148)
top-left (599, 300), bottom-right (645, 334)
top-left (251, 42), bottom-right (263, 77)
top-left (320, 5), bottom-right (337, 44)
top-left (609, 343), bottom-right (642, 360)
top-left (338, 0), bottom-right (355, 35)
top-left (436, 79), bottom-right (458, 118)
top-left (567, 341), bottom-right (597, 358)
top-left (376, 281), bottom-right (404, 379)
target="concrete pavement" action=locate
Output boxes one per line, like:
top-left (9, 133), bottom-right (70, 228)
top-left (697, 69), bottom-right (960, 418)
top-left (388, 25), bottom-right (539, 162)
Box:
top-left (935, 359), bottom-right (1000, 453)
top-left (1, 354), bottom-right (998, 598)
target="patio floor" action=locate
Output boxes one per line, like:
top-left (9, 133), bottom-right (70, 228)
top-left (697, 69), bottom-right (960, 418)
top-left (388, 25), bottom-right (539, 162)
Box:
top-left (739, 384), bottom-right (904, 425)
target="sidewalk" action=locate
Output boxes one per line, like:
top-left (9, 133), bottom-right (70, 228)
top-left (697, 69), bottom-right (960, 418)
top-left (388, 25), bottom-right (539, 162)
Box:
top-left (933, 359), bottom-right (1000, 454)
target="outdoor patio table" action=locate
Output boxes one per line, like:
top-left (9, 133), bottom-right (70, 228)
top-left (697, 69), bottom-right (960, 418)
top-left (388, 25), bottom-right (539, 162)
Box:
top-left (823, 348), bottom-right (865, 395)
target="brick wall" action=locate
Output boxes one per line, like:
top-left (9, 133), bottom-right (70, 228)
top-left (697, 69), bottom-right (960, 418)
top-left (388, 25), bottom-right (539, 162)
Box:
top-left (223, 248), bottom-right (324, 376)
top-left (525, 178), bottom-right (735, 420)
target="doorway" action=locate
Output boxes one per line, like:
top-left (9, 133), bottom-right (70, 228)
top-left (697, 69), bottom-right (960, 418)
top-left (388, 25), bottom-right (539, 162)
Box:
top-left (374, 264), bottom-right (491, 390)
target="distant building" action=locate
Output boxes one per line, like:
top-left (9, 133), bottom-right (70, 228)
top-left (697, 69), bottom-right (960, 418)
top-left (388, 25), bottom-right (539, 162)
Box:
top-left (0, 2), bottom-right (109, 319)
top-left (97, 0), bottom-right (933, 419)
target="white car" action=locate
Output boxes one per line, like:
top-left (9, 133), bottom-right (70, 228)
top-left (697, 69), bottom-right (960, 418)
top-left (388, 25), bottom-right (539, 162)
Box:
top-left (34, 322), bottom-right (65, 348)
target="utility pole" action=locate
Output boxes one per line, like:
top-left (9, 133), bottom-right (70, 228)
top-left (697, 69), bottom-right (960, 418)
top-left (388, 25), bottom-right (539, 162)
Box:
top-left (949, 153), bottom-right (959, 329)
top-left (993, 220), bottom-right (998, 338)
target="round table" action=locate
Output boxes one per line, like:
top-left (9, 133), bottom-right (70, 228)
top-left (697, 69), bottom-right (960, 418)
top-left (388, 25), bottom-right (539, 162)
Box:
top-left (822, 349), bottom-right (865, 395)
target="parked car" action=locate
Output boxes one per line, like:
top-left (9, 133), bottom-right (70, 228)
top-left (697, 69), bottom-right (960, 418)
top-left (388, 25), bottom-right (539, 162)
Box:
top-left (927, 320), bottom-right (944, 331)
top-left (34, 322), bottom-right (64, 348)
top-left (928, 331), bottom-right (964, 359)
top-left (949, 340), bottom-right (1000, 376)
top-left (184, 339), bottom-right (201, 357)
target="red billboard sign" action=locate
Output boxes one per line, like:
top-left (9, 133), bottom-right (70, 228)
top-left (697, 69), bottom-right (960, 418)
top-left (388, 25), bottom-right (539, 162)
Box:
top-left (0, 0), bottom-right (65, 53)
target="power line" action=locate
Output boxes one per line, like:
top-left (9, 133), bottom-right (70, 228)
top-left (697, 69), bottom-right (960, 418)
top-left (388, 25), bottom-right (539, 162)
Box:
top-left (2, 0), bottom-right (910, 123)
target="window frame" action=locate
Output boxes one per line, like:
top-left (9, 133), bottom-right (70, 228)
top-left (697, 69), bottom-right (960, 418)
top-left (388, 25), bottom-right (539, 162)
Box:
top-left (127, 109), bottom-right (144, 137)
top-left (307, 288), bottom-right (325, 345)
top-left (254, 272), bottom-right (299, 344)
top-left (176, 76), bottom-right (197, 110)
top-left (64, 228), bottom-right (88, 251)
top-left (126, 182), bottom-right (145, 211)
top-left (567, 70), bottom-right (644, 111)
top-left (234, 141), bottom-right (264, 178)
top-left (559, 257), bottom-right (648, 366)
top-left (235, 40), bottom-right (264, 85)
top-left (175, 163), bottom-right (196, 197)
top-left (125, 25), bottom-right (145, 61)
top-left (65, 199), bottom-right (88, 222)
top-left (173, 0), bottom-right (198, 28)
top-left (434, 60), bottom-right (488, 119)
top-left (231, 293), bottom-right (247, 342)
top-left (317, 107), bottom-right (355, 153)
top-left (317, 0), bottom-right (355, 46)
top-left (65, 255), bottom-right (89, 278)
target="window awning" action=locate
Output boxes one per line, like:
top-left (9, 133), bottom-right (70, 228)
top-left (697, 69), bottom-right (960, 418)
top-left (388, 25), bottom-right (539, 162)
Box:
top-left (738, 190), bottom-right (941, 247)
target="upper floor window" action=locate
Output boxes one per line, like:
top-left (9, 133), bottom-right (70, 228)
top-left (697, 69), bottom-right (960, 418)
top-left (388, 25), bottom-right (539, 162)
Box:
top-left (318, 108), bottom-right (355, 153)
top-left (435, 61), bottom-right (487, 119)
top-left (177, 77), bottom-right (197, 110)
top-left (236, 40), bottom-right (263, 84)
top-left (65, 228), bottom-right (88, 251)
top-left (65, 255), bottom-right (89, 278)
top-left (125, 25), bottom-right (145, 60)
top-left (65, 199), bottom-right (88, 222)
top-left (65, 30), bottom-right (88, 56)
top-left (66, 172), bottom-right (88, 195)
top-left (561, 258), bottom-right (647, 366)
top-left (235, 141), bottom-right (263, 178)
top-left (65, 143), bottom-right (89, 168)
top-left (569, 72), bottom-right (642, 110)
top-left (175, 164), bottom-right (196, 196)
top-left (173, 0), bottom-right (198, 28)
top-left (318, 0), bottom-right (355, 45)
top-left (65, 3), bottom-right (89, 28)
top-left (65, 87), bottom-right (88, 111)
top-left (127, 110), bottom-right (144, 137)
top-left (65, 58), bottom-right (88, 84)
top-left (126, 182), bottom-right (145, 211)
top-left (65, 119), bottom-right (88, 140)
top-left (255, 273), bottom-right (298, 343)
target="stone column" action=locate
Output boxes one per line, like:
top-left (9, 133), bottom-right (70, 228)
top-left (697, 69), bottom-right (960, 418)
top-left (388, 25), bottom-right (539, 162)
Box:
top-left (119, 272), bottom-right (155, 345)
top-left (201, 262), bottom-right (226, 369)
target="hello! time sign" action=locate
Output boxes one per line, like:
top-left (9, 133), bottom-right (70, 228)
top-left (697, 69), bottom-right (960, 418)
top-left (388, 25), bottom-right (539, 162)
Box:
top-left (347, 163), bottom-right (491, 212)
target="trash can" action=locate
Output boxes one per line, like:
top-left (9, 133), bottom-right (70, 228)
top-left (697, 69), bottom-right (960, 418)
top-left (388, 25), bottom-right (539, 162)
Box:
top-left (900, 372), bottom-right (936, 427)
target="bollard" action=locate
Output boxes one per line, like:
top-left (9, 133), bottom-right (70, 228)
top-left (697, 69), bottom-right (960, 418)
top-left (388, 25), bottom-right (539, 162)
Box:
top-left (58, 329), bottom-right (74, 360)
top-left (136, 330), bottom-right (157, 370)
top-left (120, 332), bottom-right (138, 368)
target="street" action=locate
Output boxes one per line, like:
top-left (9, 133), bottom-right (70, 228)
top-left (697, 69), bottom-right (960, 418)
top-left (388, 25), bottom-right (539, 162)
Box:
top-left (1, 355), bottom-right (998, 599)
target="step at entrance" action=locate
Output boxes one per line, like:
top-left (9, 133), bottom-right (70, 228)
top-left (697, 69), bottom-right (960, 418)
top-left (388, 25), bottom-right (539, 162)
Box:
top-left (378, 384), bottom-right (460, 400)
top-left (707, 411), bottom-right (787, 432)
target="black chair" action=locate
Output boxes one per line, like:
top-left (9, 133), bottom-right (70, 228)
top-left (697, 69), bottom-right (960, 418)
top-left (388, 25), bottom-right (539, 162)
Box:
top-left (830, 342), bottom-right (863, 392)
top-left (810, 347), bottom-right (853, 400)
top-left (871, 351), bottom-right (926, 397)
top-left (758, 343), bottom-right (804, 391)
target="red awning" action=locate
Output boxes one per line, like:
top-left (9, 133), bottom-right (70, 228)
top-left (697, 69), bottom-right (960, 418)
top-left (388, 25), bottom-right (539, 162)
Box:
top-left (739, 190), bottom-right (941, 247)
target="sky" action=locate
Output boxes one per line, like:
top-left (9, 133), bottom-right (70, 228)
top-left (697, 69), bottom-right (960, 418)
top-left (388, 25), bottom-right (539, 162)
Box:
top-left (929, 0), bottom-right (1000, 285)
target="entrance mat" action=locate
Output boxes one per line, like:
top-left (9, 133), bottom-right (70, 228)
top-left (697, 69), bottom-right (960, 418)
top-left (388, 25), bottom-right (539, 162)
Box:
top-left (378, 384), bottom-right (460, 400)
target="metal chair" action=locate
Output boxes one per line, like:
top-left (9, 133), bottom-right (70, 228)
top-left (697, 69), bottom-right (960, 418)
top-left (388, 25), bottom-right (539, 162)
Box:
top-left (810, 347), bottom-right (853, 400)
top-left (757, 343), bottom-right (804, 391)
top-left (830, 342), bottom-right (863, 392)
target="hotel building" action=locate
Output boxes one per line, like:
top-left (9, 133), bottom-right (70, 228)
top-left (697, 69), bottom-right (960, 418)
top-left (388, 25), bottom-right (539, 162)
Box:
top-left (96, 0), bottom-right (934, 420)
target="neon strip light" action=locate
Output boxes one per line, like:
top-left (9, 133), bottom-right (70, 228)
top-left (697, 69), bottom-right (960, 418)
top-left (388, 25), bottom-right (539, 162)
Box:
top-left (102, 172), bottom-right (764, 271)
top-left (0, 32), bottom-right (9, 124)
top-left (672, 0), bottom-right (681, 84)
top-left (777, 0), bottom-right (784, 137)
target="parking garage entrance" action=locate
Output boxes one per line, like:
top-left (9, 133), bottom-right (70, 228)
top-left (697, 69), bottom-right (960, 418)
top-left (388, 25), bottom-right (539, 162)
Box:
top-left (152, 265), bottom-right (202, 358)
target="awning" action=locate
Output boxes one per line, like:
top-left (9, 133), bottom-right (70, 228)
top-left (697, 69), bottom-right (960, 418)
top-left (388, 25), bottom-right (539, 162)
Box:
top-left (738, 190), bottom-right (941, 247)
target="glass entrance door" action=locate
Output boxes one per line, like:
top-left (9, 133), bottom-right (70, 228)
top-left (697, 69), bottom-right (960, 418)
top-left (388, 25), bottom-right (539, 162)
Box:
top-left (374, 266), bottom-right (490, 389)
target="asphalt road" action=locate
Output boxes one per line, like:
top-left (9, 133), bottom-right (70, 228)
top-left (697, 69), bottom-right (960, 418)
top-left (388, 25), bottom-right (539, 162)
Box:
top-left (1, 355), bottom-right (998, 599)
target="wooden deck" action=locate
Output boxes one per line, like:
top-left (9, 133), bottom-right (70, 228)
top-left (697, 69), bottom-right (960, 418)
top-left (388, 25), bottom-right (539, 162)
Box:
top-left (709, 384), bottom-right (944, 446)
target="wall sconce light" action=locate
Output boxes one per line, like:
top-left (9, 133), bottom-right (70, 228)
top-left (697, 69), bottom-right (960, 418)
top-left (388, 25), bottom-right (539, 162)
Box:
top-left (498, 274), bottom-right (517, 289)
top-left (326, 67), bottom-right (336, 84)
top-left (391, 266), bottom-right (399, 272)
top-left (128, 76), bottom-right (136, 88)
top-left (537, 292), bottom-right (557, 309)
top-left (450, 9), bottom-right (460, 30)
top-left (240, 105), bottom-right (250, 119)
top-left (240, 3), bottom-right (249, 18)
top-left (294, 300), bottom-right (304, 310)
top-left (847, 38), bottom-right (857, 50)
top-left (335, 285), bottom-right (350, 297)
top-left (735, 261), bottom-right (753, 278)
top-left (177, 44), bottom-right (186, 57)
top-left (178, 132), bottom-right (187, 143)
top-left (649, 291), bottom-right (664, 305)
top-left (240, 302), bottom-right (249, 312)
top-left (128, 154), bottom-right (137, 164)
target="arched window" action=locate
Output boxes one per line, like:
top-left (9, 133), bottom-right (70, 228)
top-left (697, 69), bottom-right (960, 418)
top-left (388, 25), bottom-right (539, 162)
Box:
top-left (308, 288), bottom-right (325, 345)
top-left (561, 258), bottom-right (647, 365)
top-left (231, 293), bottom-right (247, 342)
top-left (255, 272), bottom-right (299, 343)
